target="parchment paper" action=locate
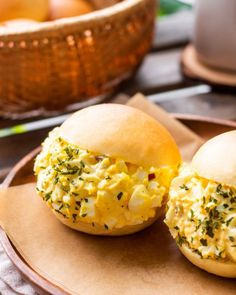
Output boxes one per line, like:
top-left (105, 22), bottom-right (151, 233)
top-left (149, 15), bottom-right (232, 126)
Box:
top-left (0, 95), bottom-right (235, 295)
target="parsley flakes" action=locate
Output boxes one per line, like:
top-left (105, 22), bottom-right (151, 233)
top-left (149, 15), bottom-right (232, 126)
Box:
top-left (117, 192), bottom-right (123, 201)
top-left (180, 184), bottom-right (189, 191)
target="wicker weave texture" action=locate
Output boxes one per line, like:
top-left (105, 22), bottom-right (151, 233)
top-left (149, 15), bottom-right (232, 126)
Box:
top-left (0, 0), bottom-right (156, 117)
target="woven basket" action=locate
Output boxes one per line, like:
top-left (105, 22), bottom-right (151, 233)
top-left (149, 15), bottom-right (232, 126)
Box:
top-left (0, 0), bottom-right (156, 118)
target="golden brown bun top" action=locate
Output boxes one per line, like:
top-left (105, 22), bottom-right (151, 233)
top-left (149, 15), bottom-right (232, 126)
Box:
top-left (192, 130), bottom-right (236, 186)
top-left (60, 104), bottom-right (181, 168)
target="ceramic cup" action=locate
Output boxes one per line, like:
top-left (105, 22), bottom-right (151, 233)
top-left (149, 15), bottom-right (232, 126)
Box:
top-left (194, 0), bottom-right (236, 72)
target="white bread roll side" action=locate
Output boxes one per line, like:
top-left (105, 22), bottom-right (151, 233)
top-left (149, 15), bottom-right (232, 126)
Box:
top-left (180, 244), bottom-right (236, 278)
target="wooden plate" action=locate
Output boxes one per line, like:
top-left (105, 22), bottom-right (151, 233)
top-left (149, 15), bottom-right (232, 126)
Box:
top-left (1, 115), bottom-right (236, 295)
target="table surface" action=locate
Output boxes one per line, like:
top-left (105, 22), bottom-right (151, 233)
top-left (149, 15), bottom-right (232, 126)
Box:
top-left (0, 9), bottom-right (236, 295)
top-left (0, 10), bottom-right (236, 183)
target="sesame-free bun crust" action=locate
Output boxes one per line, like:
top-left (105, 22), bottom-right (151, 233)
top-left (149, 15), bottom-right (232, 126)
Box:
top-left (53, 193), bottom-right (167, 236)
top-left (60, 104), bottom-right (181, 168)
top-left (192, 130), bottom-right (236, 186)
top-left (180, 244), bottom-right (236, 278)
top-left (54, 208), bottom-right (163, 236)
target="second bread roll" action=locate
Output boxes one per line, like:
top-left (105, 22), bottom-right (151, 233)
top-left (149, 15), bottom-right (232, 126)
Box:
top-left (0, 0), bottom-right (49, 22)
top-left (50, 0), bottom-right (94, 20)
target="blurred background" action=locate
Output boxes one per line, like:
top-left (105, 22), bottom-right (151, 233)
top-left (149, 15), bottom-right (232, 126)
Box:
top-left (159, 0), bottom-right (193, 17)
top-left (0, 1), bottom-right (236, 292)
top-left (0, 0), bottom-right (235, 179)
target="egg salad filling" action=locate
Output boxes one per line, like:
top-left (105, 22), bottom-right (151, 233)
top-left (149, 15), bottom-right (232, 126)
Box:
top-left (34, 128), bottom-right (177, 230)
top-left (165, 164), bottom-right (236, 263)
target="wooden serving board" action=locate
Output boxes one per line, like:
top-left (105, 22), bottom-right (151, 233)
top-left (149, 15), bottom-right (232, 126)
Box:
top-left (1, 115), bottom-right (236, 295)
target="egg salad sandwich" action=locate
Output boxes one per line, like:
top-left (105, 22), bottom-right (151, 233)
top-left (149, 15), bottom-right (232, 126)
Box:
top-left (34, 104), bottom-right (181, 235)
top-left (165, 130), bottom-right (236, 277)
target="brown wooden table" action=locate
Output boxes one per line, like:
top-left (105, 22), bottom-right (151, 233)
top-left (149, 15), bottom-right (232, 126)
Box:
top-left (0, 10), bottom-right (236, 183)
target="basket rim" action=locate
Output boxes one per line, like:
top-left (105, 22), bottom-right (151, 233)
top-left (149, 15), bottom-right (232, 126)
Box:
top-left (0, 0), bottom-right (153, 38)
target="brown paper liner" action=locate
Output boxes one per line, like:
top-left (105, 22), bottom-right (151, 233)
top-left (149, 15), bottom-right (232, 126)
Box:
top-left (1, 95), bottom-right (234, 295)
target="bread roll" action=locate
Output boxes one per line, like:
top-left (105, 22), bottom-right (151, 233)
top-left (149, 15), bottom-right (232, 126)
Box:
top-left (35, 104), bottom-right (181, 235)
top-left (50, 0), bottom-right (94, 20)
top-left (60, 104), bottom-right (181, 169)
top-left (0, 0), bottom-right (49, 22)
top-left (165, 130), bottom-right (236, 277)
top-left (180, 244), bottom-right (236, 278)
top-left (192, 130), bottom-right (236, 187)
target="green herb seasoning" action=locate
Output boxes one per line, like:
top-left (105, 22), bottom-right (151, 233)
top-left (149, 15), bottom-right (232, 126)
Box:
top-left (180, 184), bottom-right (189, 191)
top-left (190, 209), bottom-right (194, 220)
top-left (177, 234), bottom-right (186, 246)
top-left (44, 192), bottom-right (52, 202)
top-left (117, 192), bottom-right (123, 201)
top-left (104, 224), bottom-right (109, 230)
top-left (229, 236), bottom-right (235, 242)
top-left (226, 217), bottom-right (234, 227)
top-left (200, 238), bottom-right (208, 246)
top-left (58, 204), bottom-right (64, 210)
